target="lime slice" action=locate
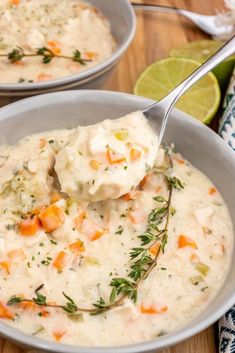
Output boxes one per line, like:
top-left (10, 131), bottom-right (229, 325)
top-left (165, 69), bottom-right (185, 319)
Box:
top-left (134, 57), bottom-right (221, 124)
top-left (170, 40), bottom-right (235, 90)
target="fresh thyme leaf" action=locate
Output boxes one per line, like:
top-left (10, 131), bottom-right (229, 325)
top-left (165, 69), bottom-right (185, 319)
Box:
top-left (8, 47), bottom-right (24, 63)
top-left (153, 195), bottom-right (166, 202)
top-left (166, 175), bottom-right (184, 190)
top-left (93, 297), bottom-right (107, 309)
top-left (130, 247), bottom-right (146, 259)
top-left (62, 292), bottom-right (78, 313)
top-left (138, 231), bottom-right (155, 245)
top-left (73, 49), bottom-right (86, 65)
top-left (109, 287), bottom-right (117, 304)
top-left (7, 295), bottom-right (23, 306)
top-left (110, 278), bottom-right (137, 303)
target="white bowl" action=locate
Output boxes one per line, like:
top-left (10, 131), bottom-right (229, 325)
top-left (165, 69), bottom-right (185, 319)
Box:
top-left (0, 0), bottom-right (136, 97)
top-left (0, 90), bottom-right (235, 353)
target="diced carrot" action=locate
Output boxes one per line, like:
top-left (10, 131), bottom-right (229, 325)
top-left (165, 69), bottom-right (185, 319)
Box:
top-left (50, 192), bottom-right (63, 204)
top-left (8, 249), bottom-right (26, 261)
top-left (149, 243), bottom-right (161, 256)
top-left (19, 215), bottom-right (41, 236)
top-left (9, 0), bottom-right (20, 4)
top-left (39, 138), bottom-right (47, 149)
top-left (74, 210), bottom-right (86, 230)
top-left (39, 204), bottom-right (65, 233)
top-left (129, 210), bottom-right (146, 224)
top-left (140, 304), bottom-right (168, 315)
top-left (20, 301), bottom-right (38, 311)
top-left (175, 158), bottom-right (185, 165)
top-left (81, 219), bottom-right (105, 241)
top-left (155, 186), bottom-right (162, 193)
top-left (89, 159), bottom-right (101, 171)
top-left (209, 187), bottom-right (217, 195)
top-left (37, 74), bottom-right (53, 82)
top-left (190, 253), bottom-right (199, 262)
top-left (53, 330), bottom-right (66, 342)
top-left (84, 51), bottom-right (98, 60)
top-left (69, 239), bottom-right (85, 253)
top-left (0, 303), bottom-right (14, 320)
top-left (106, 147), bottom-right (126, 165)
top-left (40, 309), bottom-right (50, 317)
top-left (178, 235), bottom-right (198, 249)
top-left (130, 148), bottom-right (142, 162)
top-left (121, 190), bottom-right (138, 201)
top-left (47, 40), bottom-right (61, 55)
top-left (0, 262), bottom-right (10, 274)
top-left (53, 251), bottom-right (69, 271)
top-left (139, 175), bottom-right (150, 190)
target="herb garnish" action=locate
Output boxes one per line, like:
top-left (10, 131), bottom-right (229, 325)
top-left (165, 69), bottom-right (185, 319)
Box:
top-left (7, 148), bottom-right (184, 315)
top-left (0, 47), bottom-right (91, 66)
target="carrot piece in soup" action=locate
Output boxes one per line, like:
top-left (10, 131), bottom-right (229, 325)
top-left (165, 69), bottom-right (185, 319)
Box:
top-left (209, 187), bottom-right (217, 195)
top-left (130, 148), bottom-right (142, 162)
top-left (39, 204), bottom-right (64, 232)
top-left (121, 190), bottom-right (138, 201)
top-left (39, 138), bottom-right (47, 149)
top-left (74, 210), bottom-right (86, 230)
top-left (69, 240), bottom-right (85, 253)
top-left (139, 175), bottom-right (150, 190)
top-left (106, 147), bottom-right (126, 164)
top-left (50, 192), bottom-right (63, 204)
top-left (53, 330), bottom-right (66, 342)
top-left (89, 159), bottom-right (101, 171)
top-left (81, 219), bottom-right (105, 241)
top-left (84, 51), bottom-right (98, 60)
top-left (19, 215), bottom-right (41, 236)
top-left (37, 74), bottom-right (53, 82)
top-left (8, 249), bottom-right (26, 261)
top-left (178, 235), bottom-right (198, 249)
top-left (0, 262), bottom-right (10, 274)
top-left (140, 304), bottom-right (168, 315)
top-left (47, 40), bottom-right (61, 55)
top-left (149, 243), bottom-right (161, 256)
top-left (0, 303), bottom-right (14, 320)
top-left (53, 251), bottom-right (69, 271)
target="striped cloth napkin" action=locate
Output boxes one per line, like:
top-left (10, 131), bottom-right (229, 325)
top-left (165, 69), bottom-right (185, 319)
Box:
top-left (218, 68), bottom-right (235, 352)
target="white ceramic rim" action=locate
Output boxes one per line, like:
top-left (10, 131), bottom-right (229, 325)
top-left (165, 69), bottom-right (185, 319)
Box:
top-left (0, 90), bottom-right (235, 352)
top-left (0, 0), bottom-right (136, 92)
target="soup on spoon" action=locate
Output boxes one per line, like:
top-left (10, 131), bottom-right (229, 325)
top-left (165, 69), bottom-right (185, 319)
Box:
top-left (55, 111), bottom-right (158, 202)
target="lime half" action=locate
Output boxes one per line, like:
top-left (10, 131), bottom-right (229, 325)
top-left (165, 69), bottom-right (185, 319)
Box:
top-left (170, 40), bottom-right (235, 90)
top-left (134, 57), bottom-right (221, 124)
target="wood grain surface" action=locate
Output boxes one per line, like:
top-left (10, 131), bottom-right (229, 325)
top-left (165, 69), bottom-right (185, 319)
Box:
top-left (0, 0), bottom-right (227, 352)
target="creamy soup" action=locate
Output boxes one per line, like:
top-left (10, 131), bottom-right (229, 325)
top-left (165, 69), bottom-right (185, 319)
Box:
top-left (0, 0), bottom-right (115, 83)
top-left (0, 115), bottom-right (233, 347)
top-left (55, 112), bottom-right (158, 202)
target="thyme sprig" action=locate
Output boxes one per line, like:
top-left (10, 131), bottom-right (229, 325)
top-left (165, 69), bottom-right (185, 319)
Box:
top-left (7, 149), bottom-right (184, 316)
top-left (0, 47), bottom-right (91, 65)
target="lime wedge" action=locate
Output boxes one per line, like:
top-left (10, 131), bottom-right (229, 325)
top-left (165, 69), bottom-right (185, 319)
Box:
top-left (170, 40), bottom-right (235, 90)
top-left (134, 57), bottom-right (221, 124)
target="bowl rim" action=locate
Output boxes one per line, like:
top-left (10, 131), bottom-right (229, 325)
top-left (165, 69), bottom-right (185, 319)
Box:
top-left (0, 90), bottom-right (235, 353)
top-left (0, 0), bottom-right (136, 92)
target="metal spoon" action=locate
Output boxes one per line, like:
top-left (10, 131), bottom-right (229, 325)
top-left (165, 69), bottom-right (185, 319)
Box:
top-left (132, 3), bottom-right (234, 37)
top-left (143, 35), bottom-right (235, 144)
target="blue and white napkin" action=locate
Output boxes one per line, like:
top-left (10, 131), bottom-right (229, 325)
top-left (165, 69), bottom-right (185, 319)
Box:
top-left (219, 67), bottom-right (235, 353)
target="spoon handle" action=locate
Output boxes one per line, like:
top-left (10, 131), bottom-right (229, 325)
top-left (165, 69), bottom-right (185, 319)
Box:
top-left (145, 34), bottom-right (235, 142)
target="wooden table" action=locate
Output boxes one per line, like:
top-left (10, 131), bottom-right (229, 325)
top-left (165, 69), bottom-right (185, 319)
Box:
top-left (0, 0), bottom-right (227, 352)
